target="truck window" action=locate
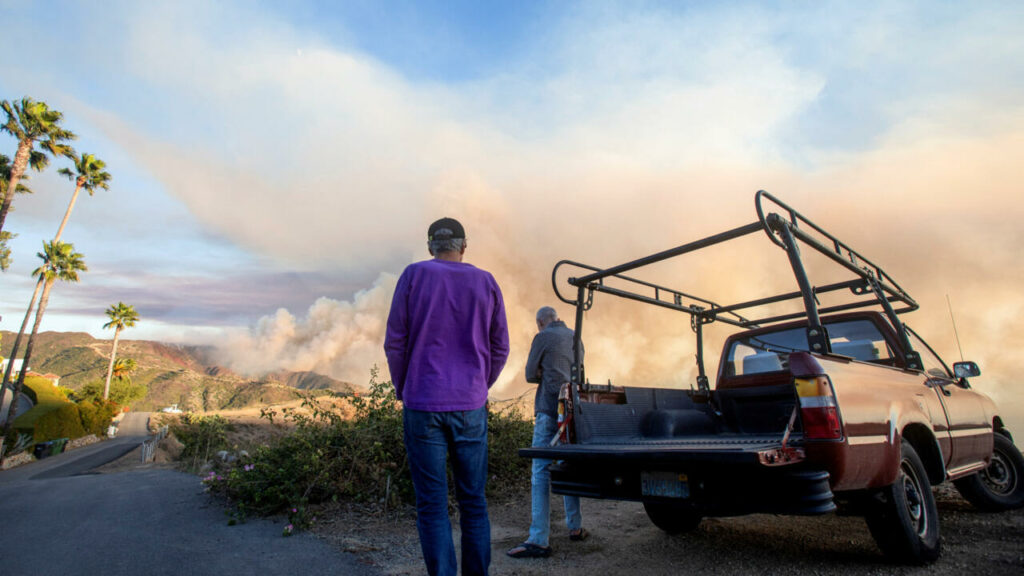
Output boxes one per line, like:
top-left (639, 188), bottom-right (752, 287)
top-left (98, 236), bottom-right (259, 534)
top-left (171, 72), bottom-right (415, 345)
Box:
top-left (825, 319), bottom-right (894, 363)
top-left (726, 327), bottom-right (807, 376)
top-left (906, 327), bottom-right (952, 379)
top-left (725, 318), bottom-right (895, 376)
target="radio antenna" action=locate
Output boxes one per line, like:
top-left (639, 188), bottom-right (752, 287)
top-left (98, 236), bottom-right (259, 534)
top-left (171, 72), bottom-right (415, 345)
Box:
top-left (946, 294), bottom-right (965, 362)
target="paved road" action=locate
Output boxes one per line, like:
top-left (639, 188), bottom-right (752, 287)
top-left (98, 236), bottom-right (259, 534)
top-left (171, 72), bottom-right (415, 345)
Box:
top-left (0, 413), bottom-right (380, 576)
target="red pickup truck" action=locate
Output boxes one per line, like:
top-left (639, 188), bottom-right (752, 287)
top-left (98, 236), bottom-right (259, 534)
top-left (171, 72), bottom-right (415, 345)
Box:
top-left (522, 191), bottom-right (1023, 564)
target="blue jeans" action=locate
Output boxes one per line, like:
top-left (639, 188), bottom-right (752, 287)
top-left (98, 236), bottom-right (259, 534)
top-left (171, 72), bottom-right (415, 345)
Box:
top-left (528, 412), bottom-right (582, 547)
top-left (404, 406), bottom-right (490, 576)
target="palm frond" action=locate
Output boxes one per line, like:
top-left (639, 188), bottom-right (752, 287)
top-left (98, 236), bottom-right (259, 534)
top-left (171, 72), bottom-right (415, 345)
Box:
top-left (104, 301), bottom-right (140, 330)
top-left (64, 152), bottom-right (113, 194)
top-left (28, 150), bottom-right (49, 171)
top-left (34, 240), bottom-right (87, 283)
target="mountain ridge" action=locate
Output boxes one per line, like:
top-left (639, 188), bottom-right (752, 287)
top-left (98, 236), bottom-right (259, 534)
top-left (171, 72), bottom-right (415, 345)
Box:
top-left (0, 330), bottom-right (355, 411)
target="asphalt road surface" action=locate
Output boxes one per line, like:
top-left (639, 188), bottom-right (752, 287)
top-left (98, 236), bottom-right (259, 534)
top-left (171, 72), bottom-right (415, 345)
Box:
top-left (0, 412), bottom-right (380, 576)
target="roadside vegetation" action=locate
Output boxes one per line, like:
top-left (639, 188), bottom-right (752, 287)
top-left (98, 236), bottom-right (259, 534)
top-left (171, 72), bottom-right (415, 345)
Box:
top-left (182, 369), bottom-right (532, 530)
top-left (5, 375), bottom-right (119, 447)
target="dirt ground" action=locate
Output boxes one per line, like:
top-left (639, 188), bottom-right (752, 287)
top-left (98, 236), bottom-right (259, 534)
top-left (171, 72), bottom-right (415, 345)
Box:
top-left (118, 409), bottom-right (1024, 575)
top-left (315, 482), bottom-right (1024, 576)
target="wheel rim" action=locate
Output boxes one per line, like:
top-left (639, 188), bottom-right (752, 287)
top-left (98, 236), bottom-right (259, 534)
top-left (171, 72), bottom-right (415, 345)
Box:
top-left (901, 459), bottom-right (927, 536)
top-left (981, 448), bottom-right (1018, 496)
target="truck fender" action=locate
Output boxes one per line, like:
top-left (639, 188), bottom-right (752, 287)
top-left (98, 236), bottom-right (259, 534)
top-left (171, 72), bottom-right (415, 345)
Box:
top-left (993, 416), bottom-right (1013, 444)
top-left (901, 423), bottom-right (946, 486)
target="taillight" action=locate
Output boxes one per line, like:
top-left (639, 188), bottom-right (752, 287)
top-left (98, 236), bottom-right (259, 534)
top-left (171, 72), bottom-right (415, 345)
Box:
top-left (795, 376), bottom-right (843, 440)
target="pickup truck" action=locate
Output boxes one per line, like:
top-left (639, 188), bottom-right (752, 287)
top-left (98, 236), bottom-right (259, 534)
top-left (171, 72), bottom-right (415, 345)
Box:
top-left (521, 191), bottom-right (1024, 564)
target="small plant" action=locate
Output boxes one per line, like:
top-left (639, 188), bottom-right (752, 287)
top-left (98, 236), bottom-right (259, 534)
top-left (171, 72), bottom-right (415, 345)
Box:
top-left (0, 433), bottom-right (34, 458)
top-left (174, 414), bottom-right (229, 471)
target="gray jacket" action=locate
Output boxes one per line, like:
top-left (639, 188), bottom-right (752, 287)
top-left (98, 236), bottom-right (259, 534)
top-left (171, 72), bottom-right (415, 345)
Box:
top-left (525, 320), bottom-right (576, 417)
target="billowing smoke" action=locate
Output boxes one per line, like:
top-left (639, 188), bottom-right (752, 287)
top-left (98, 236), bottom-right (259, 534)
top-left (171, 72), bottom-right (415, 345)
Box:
top-left (218, 273), bottom-right (398, 385)
top-left (214, 129), bottom-right (1024, 444)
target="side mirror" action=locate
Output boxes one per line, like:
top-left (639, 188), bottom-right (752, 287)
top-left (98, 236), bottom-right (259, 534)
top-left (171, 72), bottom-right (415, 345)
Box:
top-left (953, 361), bottom-right (981, 379)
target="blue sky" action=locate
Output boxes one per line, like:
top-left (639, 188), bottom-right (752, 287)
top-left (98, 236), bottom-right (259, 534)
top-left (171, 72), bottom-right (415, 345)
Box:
top-left (1, 1), bottom-right (1023, 419)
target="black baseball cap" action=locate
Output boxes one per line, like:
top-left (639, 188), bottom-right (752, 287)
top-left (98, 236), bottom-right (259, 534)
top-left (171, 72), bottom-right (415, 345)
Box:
top-left (428, 217), bottom-right (465, 240)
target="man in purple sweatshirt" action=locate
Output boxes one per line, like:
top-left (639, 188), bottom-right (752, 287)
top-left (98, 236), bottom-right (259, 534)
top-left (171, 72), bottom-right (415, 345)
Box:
top-left (384, 217), bottom-right (510, 576)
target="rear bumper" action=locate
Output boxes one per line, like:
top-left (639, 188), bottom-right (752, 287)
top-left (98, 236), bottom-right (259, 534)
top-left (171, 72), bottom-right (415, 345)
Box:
top-left (520, 435), bottom-right (797, 465)
top-left (521, 440), bottom-right (835, 516)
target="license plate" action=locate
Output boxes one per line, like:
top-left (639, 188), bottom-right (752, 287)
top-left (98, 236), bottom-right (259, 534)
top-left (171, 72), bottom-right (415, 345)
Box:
top-left (641, 471), bottom-right (690, 499)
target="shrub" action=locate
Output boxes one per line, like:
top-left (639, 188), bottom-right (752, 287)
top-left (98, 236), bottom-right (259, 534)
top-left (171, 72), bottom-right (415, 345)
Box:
top-left (32, 403), bottom-right (86, 442)
top-left (204, 368), bottom-right (534, 523)
top-left (10, 376), bottom-right (73, 430)
top-left (487, 402), bottom-right (534, 497)
top-left (74, 379), bottom-right (146, 406)
top-left (77, 400), bottom-right (119, 436)
top-left (1, 433), bottom-right (33, 458)
top-left (172, 414), bottom-right (230, 471)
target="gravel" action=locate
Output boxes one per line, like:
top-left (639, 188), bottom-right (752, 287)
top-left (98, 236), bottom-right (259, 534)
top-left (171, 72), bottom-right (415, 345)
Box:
top-left (315, 482), bottom-right (1024, 575)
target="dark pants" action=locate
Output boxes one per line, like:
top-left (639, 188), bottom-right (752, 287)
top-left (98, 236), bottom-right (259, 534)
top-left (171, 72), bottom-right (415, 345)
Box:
top-left (404, 406), bottom-right (490, 576)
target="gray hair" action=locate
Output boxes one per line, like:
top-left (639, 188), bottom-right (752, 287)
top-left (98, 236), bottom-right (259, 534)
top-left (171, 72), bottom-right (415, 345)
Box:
top-left (536, 306), bottom-right (558, 324)
top-left (428, 237), bottom-right (465, 255)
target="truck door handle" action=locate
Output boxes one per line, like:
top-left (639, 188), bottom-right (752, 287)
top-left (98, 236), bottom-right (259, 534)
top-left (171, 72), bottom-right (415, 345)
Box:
top-left (927, 379), bottom-right (953, 396)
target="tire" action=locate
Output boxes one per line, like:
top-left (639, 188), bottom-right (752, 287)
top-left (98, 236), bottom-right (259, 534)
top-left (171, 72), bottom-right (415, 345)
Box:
top-left (643, 501), bottom-right (702, 534)
top-left (953, 433), bottom-right (1024, 511)
top-left (864, 440), bottom-right (941, 564)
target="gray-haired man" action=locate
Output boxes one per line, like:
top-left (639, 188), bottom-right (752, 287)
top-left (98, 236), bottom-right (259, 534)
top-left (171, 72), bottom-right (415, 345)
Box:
top-left (507, 306), bottom-right (586, 558)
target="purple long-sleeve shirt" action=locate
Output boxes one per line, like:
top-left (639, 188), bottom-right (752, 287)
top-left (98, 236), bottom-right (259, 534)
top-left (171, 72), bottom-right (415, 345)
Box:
top-left (384, 259), bottom-right (510, 412)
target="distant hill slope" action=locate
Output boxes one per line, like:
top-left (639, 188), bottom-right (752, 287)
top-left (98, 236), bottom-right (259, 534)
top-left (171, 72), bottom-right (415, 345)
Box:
top-left (1, 331), bottom-right (355, 411)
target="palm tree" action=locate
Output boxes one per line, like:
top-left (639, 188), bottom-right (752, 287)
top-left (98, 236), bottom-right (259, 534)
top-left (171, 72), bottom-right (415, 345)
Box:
top-left (55, 153), bottom-right (111, 241)
top-left (0, 154), bottom-right (33, 272)
top-left (0, 236), bottom-right (46, 415)
top-left (0, 233), bottom-right (11, 271)
top-left (111, 358), bottom-right (138, 384)
top-left (103, 302), bottom-right (140, 401)
top-left (0, 242), bottom-right (86, 455)
top-left (0, 148), bottom-right (84, 406)
top-left (0, 153), bottom-right (35, 202)
top-left (0, 97), bottom-right (77, 237)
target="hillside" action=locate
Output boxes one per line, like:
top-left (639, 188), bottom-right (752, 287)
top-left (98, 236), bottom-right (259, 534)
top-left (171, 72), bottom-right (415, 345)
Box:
top-left (1, 331), bottom-right (355, 412)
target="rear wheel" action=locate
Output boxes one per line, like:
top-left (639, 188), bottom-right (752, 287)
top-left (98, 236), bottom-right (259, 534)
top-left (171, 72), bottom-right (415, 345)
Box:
top-left (643, 501), bottom-right (702, 534)
top-left (864, 440), bottom-right (940, 564)
top-left (953, 433), bottom-right (1024, 511)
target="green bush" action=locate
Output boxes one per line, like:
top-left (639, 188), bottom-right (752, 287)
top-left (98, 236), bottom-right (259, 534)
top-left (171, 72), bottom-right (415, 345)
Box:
top-left (77, 400), bottom-right (119, 436)
top-left (487, 402), bottom-right (534, 498)
top-left (74, 379), bottom-right (147, 406)
top-left (11, 376), bottom-right (75, 431)
top-left (32, 403), bottom-right (86, 442)
top-left (204, 368), bottom-right (534, 523)
top-left (173, 414), bottom-right (230, 470)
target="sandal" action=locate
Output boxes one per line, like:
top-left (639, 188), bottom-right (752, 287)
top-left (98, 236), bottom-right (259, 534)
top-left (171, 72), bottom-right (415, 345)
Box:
top-left (506, 542), bottom-right (552, 558)
top-left (569, 528), bottom-right (589, 542)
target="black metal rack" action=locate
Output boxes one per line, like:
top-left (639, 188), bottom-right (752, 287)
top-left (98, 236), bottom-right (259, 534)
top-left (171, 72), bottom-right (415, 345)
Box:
top-left (553, 190), bottom-right (921, 405)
